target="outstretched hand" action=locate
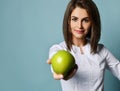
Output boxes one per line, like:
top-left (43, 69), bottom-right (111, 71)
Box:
top-left (47, 59), bottom-right (64, 80)
top-left (47, 59), bottom-right (78, 80)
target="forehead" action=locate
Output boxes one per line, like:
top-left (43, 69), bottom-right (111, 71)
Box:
top-left (71, 7), bottom-right (89, 18)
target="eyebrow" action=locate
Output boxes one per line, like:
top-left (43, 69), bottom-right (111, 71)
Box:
top-left (71, 16), bottom-right (90, 19)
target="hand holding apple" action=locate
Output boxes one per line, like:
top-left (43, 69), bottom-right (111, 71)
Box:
top-left (50, 50), bottom-right (77, 80)
top-left (47, 59), bottom-right (64, 80)
top-left (47, 59), bottom-right (78, 80)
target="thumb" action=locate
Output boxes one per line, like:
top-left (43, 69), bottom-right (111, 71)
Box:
top-left (47, 59), bottom-right (51, 64)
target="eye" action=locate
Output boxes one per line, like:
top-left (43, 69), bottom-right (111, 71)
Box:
top-left (71, 17), bottom-right (78, 22)
top-left (82, 18), bottom-right (90, 23)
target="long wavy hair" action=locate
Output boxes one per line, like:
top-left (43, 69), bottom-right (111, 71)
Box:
top-left (63, 0), bottom-right (101, 54)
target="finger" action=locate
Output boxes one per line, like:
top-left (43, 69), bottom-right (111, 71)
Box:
top-left (63, 64), bottom-right (78, 80)
top-left (47, 59), bottom-right (51, 64)
top-left (53, 73), bottom-right (63, 80)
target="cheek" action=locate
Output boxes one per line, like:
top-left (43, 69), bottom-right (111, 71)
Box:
top-left (70, 22), bottom-right (76, 30)
top-left (84, 23), bottom-right (91, 30)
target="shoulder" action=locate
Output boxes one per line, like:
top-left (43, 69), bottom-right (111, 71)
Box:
top-left (97, 43), bottom-right (111, 58)
top-left (97, 43), bottom-right (110, 53)
top-left (97, 43), bottom-right (104, 52)
top-left (49, 41), bottom-right (67, 58)
top-left (49, 41), bottom-right (67, 51)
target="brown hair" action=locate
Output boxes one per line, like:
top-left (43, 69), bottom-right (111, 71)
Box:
top-left (63, 0), bottom-right (101, 54)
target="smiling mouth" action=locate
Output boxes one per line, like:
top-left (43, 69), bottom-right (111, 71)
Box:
top-left (74, 30), bottom-right (84, 34)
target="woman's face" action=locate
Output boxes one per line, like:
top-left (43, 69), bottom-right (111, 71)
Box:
top-left (70, 7), bottom-right (92, 40)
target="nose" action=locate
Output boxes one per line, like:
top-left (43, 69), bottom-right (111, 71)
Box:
top-left (77, 21), bottom-right (83, 29)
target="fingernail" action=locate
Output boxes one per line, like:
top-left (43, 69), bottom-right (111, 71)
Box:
top-left (60, 75), bottom-right (63, 78)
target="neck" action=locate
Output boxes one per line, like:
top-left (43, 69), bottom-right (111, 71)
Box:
top-left (72, 37), bottom-right (87, 47)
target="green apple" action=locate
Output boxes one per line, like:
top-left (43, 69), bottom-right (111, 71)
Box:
top-left (51, 50), bottom-right (75, 77)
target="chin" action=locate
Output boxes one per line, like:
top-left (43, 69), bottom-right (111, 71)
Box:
top-left (76, 35), bottom-right (85, 39)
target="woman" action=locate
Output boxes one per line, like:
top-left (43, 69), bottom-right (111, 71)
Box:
top-left (47, 0), bottom-right (120, 91)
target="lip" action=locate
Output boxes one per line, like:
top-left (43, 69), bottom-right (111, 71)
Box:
top-left (74, 29), bottom-right (84, 34)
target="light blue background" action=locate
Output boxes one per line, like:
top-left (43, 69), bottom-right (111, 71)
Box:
top-left (0, 0), bottom-right (120, 91)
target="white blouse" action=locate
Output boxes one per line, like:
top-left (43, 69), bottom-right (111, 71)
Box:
top-left (49, 41), bottom-right (120, 91)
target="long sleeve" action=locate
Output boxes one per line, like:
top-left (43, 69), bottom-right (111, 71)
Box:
top-left (49, 42), bottom-right (67, 59)
top-left (104, 47), bottom-right (120, 80)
